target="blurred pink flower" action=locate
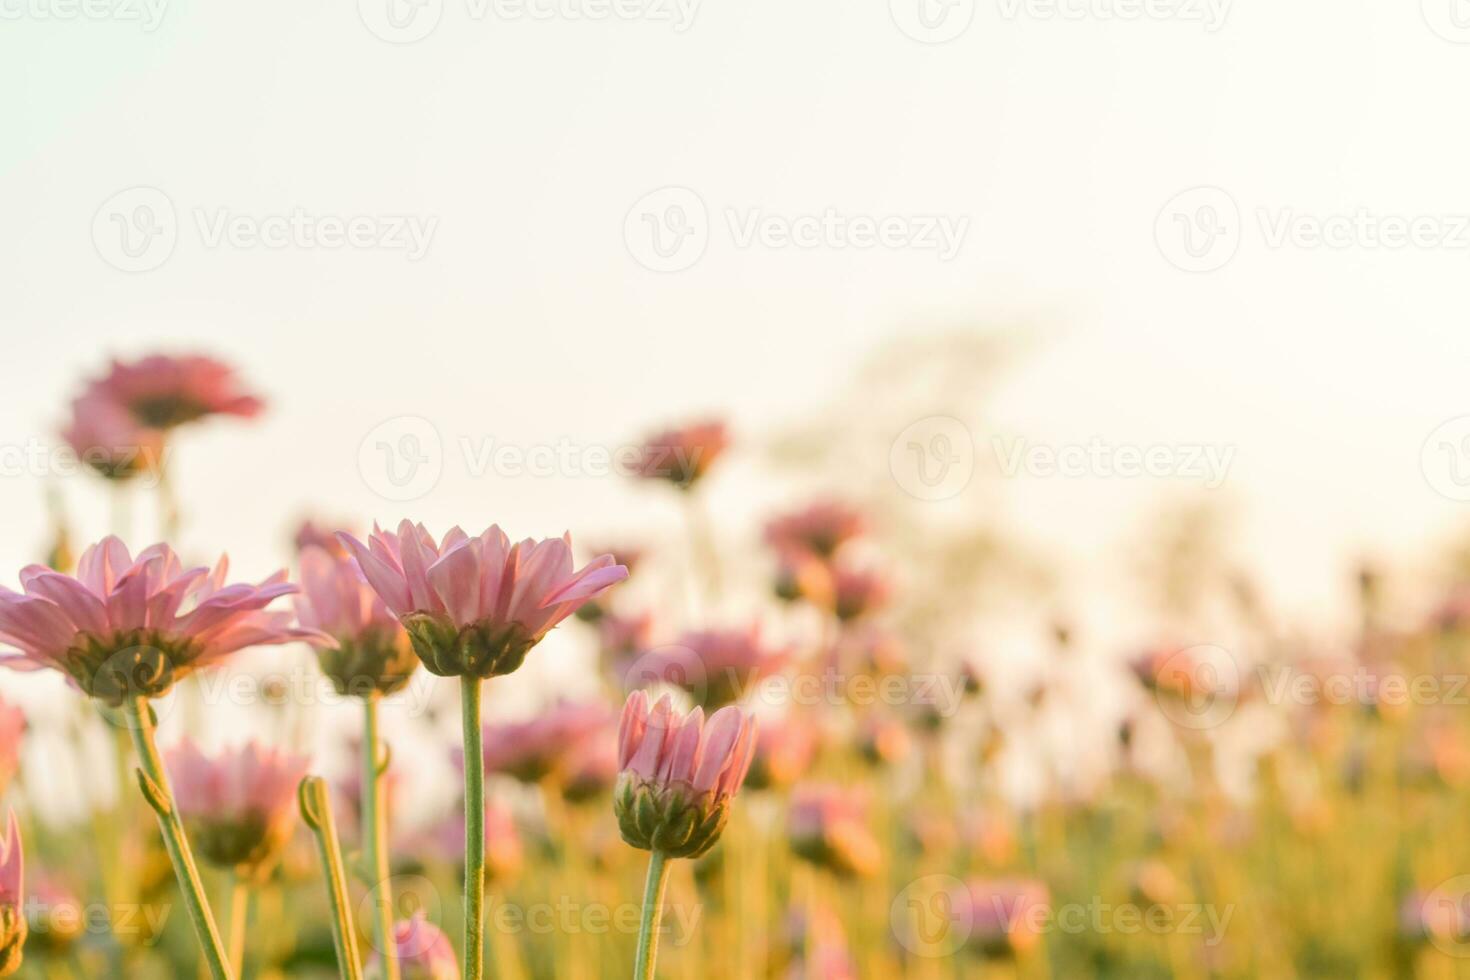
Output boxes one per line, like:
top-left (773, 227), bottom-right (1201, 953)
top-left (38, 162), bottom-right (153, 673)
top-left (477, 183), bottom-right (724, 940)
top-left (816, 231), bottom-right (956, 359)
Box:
top-left (764, 500), bottom-right (867, 560)
top-left (480, 700), bottom-right (613, 785)
top-left (0, 537), bottom-right (320, 704)
top-left (167, 739), bottom-right (310, 877)
top-left (297, 545), bottom-right (416, 697)
top-left (788, 785), bottom-right (881, 878)
top-left (0, 699), bottom-right (22, 800)
top-left (957, 878), bottom-right (1051, 958)
top-left (745, 712), bottom-right (820, 791)
top-left (339, 521), bottom-right (627, 679)
top-left (856, 712), bottom-right (912, 767)
top-left (0, 810), bottom-right (24, 975)
top-left (829, 564), bottom-right (890, 622)
top-left (645, 625), bottom-right (790, 708)
top-left (25, 874), bottom-right (83, 953)
top-left (61, 391), bottom-right (166, 481)
top-left (560, 736), bottom-right (620, 803)
top-left (597, 610), bottom-right (655, 676)
top-left (633, 420), bottom-right (729, 489)
top-left (85, 353), bottom-right (263, 430)
top-left (370, 912), bottom-right (458, 980)
top-left (422, 799), bottom-right (523, 883)
top-left (292, 518), bottom-right (354, 558)
top-left (614, 690), bottom-right (757, 857)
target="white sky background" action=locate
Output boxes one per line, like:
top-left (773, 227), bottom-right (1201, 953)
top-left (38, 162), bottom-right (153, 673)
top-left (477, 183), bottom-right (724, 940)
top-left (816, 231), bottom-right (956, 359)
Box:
top-left (4, 0), bottom-right (1470, 815)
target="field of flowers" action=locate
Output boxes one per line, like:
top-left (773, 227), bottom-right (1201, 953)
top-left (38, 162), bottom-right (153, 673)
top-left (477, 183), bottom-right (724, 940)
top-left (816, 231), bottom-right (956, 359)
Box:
top-left (2, 349), bottom-right (1470, 980)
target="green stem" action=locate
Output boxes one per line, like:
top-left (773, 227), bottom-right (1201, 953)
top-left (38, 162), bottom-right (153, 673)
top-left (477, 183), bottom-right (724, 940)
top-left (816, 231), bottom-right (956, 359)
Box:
top-left (124, 697), bottom-right (234, 980)
top-left (462, 677), bottom-right (485, 980)
top-left (633, 851), bottom-right (672, 980)
top-left (363, 695), bottom-right (401, 980)
top-left (227, 878), bottom-right (249, 978)
top-left (300, 776), bottom-right (364, 980)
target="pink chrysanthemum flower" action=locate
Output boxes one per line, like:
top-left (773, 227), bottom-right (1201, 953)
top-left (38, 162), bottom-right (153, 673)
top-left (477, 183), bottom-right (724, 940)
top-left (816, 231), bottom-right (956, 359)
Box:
top-left (0, 699), bottom-right (22, 801)
top-left (61, 391), bottom-right (167, 482)
top-left (86, 353), bottom-right (263, 430)
top-left (479, 700), bottom-right (613, 785)
top-left (167, 740), bottom-right (310, 878)
top-left (338, 522), bottom-right (627, 679)
top-left (788, 785), bottom-right (882, 878)
top-left (0, 810), bottom-right (24, 976)
top-left (643, 625), bottom-right (790, 708)
top-left (0, 537), bottom-right (320, 705)
top-left (297, 545), bottom-right (416, 698)
top-left (632, 421), bottom-right (729, 489)
top-left (764, 500), bottom-right (867, 560)
top-left (613, 690), bottom-right (756, 858)
top-left (369, 912), bottom-right (458, 980)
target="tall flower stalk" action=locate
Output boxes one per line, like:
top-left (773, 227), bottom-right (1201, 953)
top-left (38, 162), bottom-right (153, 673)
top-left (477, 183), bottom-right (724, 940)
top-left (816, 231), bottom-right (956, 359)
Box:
top-left (614, 691), bottom-right (757, 980)
top-left (127, 697), bottom-right (233, 979)
top-left (338, 522), bottom-right (627, 980)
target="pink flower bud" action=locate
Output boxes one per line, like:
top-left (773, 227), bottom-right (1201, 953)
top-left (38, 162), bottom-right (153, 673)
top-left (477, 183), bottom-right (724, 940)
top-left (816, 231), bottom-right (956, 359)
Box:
top-left (614, 691), bottom-right (756, 858)
top-left (167, 740), bottom-right (310, 879)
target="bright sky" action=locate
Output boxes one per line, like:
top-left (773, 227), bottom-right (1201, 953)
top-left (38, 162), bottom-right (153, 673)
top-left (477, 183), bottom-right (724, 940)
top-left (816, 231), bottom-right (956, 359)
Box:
top-left (3, 0), bottom-right (1470, 648)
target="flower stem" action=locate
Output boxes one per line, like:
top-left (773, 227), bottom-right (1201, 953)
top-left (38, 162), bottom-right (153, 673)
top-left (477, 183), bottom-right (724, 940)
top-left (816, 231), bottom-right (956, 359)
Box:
top-left (124, 696), bottom-right (234, 980)
top-left (227, 877), bottom-right (249, 978)
top-left (462, 676), bottom-right (485, 980)
top-left (300, 775), bottom-right (365, 980)
top-left (363, 694), bottom-right (401, 980)
top-left (633, 850), bottom-right (672, 980)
